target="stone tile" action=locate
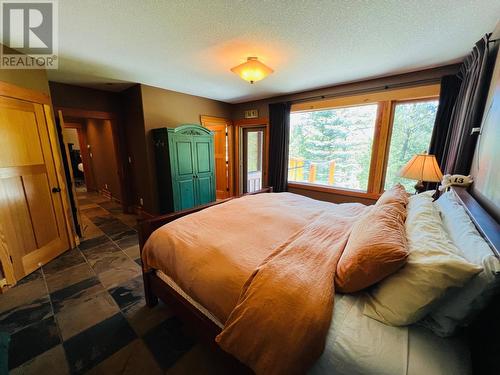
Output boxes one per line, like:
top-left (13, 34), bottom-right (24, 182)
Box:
top-left (111, 229), bottom-right (138, 243)
top-left (124, 244), bottom-right (140, 260)
top-left (97, 258), bottom-right (142, 289)
top-left (99, 221), bottom-right (131, 237)
top-left (126, 302), bottom-right (173, 337)
top-left (166, 343), bottom-right (251, 375)
top-left (78, 198), bottom-right (93, 205)
top-left (56, 291), bottom-right (119, 341)
top-left (86, 339), bottom-right (162, 375)
top-left (134, 258), bottom-right (142, 267)
top-left (8, 317), bottom-right (60, 370)
top-left (84, 242), bottom-right (122, 266)
top-left (99, 200), bottom-right (122, 212)
top-left (64, 313), bottom-right (136, 374)
top-left (143, 317), bottom-right (195, 371)
top-left (0, 296), bottom-right (52, 334)
top-left (80, 214), bottom-right (105, 240)
top-left (50, 277), bottom-right (104, 314)
top-left (45, 263), bottom-right (95, 293)
top-left (78, 235), bottom-right (111, 252)
top-left (90, 215), bottom-right (117, 227)
top-left (81, 206), bottom-right (109, 218)
top-left (108, 276), bottom-right (144, 312)
top-left (114, 213), bottom-right (139, 228)
top-left (0, 277), bottom-right (47, 315)
top-left (79, 202), bottom-right (99, 210)
top-left (16, 268), bottom-right (43, 286)
top-left (42, 249), bottom-right (85, 276)
top-left (10, 345), bottom-right (70, 375)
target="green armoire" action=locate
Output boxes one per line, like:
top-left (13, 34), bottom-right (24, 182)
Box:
top-left (153, 125), bottom-right (216, 213)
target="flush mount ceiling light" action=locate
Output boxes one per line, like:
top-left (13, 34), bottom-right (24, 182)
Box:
top-left (230, 57), bottom-right (274, 84)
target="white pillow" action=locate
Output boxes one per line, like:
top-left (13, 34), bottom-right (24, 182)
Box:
top-left (421, 190), bottom-right (500, 337)
top-left (363, 193), bottom-right (482, 326)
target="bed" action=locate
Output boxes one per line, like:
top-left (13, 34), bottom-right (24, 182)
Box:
top-left (138, 187), bottom-right (499, 374)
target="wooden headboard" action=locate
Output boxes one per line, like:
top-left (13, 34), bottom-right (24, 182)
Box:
top-left (452, 186), bottom-right (500, 375)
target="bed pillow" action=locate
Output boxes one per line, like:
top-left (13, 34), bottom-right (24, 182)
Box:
top-left (363, 193), bottom-right (482, 326)
top-left (375, 184), bottom-right (409, 207)
top-left (420, 190), bottom-right (500, 336)
top-left (336, 203), bottom-right (409, 293)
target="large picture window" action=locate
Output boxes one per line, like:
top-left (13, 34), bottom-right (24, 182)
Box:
top-left (289, 105), bottom-right (378, 191)
top-left (287, 85), bottom-right (440, 197)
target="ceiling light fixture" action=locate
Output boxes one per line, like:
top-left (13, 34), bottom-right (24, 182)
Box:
top-left (230, 57), bottom-right (273, 84)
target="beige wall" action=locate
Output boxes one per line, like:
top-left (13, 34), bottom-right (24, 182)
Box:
top-left (63, 128), bottom-right (80, 150)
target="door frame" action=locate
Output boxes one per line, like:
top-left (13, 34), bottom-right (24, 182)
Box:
top-left (234, 118), bottom-right (269, 195)
top-left (55, 107), bottom-right (129, 213)
top-left (62, 121), bottom-right (94, 190)
top-left (0, 81), bottom-right (75, 286)
top-left (200, 115), bottom-right (234, 197)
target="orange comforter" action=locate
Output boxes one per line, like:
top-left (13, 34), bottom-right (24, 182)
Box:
top-left (143, 193), bottom-right (366, 374)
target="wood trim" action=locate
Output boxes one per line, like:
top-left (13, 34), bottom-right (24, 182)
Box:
top-left (56, 107), bottom-right (116, 120)
top-left (0, 80), bottom-right (51, 104)
top-left (291, 84), bottom-right (440, 112)
top-left (288, 182), bottom-right (381, 200)
top-left (233, 118), bottom-right (270, 195)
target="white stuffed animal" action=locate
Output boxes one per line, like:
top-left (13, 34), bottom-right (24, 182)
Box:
top-left (439, 174), bottom-right (474, 191)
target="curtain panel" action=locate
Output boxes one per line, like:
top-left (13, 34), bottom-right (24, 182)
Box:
top-left (443, 34), bottom-right (498, 175)
top-left (268, 102), bottom-right (291, 192)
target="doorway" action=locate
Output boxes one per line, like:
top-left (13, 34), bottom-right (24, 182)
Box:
top-left (200, 116), bottom-right (234, 199)
top-left (62, 124), bottom-right (88, 192)
top-left (242, 127), bottom-right (266, 193)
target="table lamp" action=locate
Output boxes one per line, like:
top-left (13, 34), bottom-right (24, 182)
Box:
top-left (398, 153), bottom-right (443, 193)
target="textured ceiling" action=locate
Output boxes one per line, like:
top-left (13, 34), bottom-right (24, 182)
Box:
top-left (48, 0), bottom-right (500, 103)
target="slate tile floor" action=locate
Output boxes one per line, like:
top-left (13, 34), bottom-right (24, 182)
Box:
top-left (0, 192), bottom-right (237, 374)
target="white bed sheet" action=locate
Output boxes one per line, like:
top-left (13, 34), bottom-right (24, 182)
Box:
top-left (156, 270), bottom-right (471, 375)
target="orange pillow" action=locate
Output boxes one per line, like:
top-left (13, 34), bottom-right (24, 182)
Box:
top-left (376, 184), bottom-right (408, 207)
top-left (335, 203), bottom-right (409, 293)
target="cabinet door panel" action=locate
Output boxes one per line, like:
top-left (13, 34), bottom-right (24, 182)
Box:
top-left (175, 141), bottom-right (194, 176)
top-left (196, 176), bottom-right (214, 205)
top-left (195, 140), bottom-right (211, 173)
top-left (177, 179), bottom-right (196, 210)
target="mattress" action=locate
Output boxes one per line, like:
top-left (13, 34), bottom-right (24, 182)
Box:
top-left (156, 270), bottom-right (471, 375)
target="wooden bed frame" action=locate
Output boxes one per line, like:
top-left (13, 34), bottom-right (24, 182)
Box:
top-left (138, 186), bottom-right (499, 374)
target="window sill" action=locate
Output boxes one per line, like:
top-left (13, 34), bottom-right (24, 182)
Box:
top-left (288, 182), bottom-right (381, 200)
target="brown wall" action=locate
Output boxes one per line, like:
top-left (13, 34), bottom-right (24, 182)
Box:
top-left (231, 65), bottom-right (460, 120)
top-left (49, 82), bottom-right (120, 113)
top-left (123, 84), bottom-right (232, 214)
top-left (85, 119), bottom-right (122, 200)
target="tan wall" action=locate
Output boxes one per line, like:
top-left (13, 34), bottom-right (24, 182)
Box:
top-left (86, 119), bottom-right (122, 201)
top-left (63, 128), bottom-right (80, 150)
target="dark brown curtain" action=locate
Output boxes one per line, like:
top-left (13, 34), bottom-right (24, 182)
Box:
top-left (429, 75), bottom-right (462, 168)
top-left (443, 34), bottom-right (497, 175)
top-left (268, 102), bottom-right (291, 192)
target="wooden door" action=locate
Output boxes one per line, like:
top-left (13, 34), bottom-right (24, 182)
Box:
top-left (200, 116), bottom-right (233, 199)
top-left (193, 136), bottom-right (215, 205)
top-left (0, 96), bottom-right (70, 282)
top-left (170, 135), bottom-right (197, 211)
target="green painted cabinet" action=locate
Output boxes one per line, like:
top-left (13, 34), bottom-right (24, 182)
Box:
top-left (153, 125), bottom-right (216, 213)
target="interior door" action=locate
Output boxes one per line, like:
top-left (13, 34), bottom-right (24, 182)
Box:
top-left (193, 136), bottom-right (215, 205)
top-left (201, 116), bottom-right (232, 199)
top-left (0, 96), bottom-right (70, 282)
top-left (170, 135), bottom-right (197, 210)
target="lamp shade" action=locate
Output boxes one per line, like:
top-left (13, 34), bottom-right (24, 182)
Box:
top-left (231, 57), bottom-right (273, 84)
top-left (398, 153), bottom-right (443, 182)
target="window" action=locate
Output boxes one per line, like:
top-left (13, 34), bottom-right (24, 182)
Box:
top-left (287, 84), bottom-right (440, 197)
top-left (384, 100), bottom-right (439, 191)
top-left (288, 105), bottom-right (378, 191)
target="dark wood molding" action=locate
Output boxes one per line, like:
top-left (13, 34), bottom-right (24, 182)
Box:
top-left (56, 107), bottom-right (116, 120)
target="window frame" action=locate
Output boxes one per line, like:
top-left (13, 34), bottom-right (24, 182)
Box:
top-left (288, 84), bottom-right (440, 198)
